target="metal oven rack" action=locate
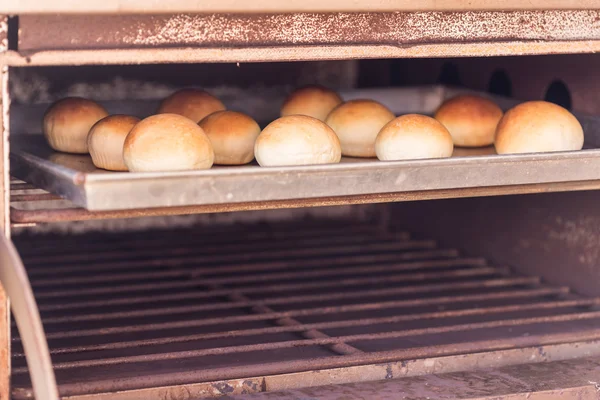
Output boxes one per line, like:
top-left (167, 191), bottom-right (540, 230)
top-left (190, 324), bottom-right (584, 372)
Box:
top-left (11, 218), bottom-right (600, 399)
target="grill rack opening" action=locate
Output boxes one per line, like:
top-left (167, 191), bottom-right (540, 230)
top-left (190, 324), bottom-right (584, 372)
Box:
top-left (10, 218), bottom-right (600, 399)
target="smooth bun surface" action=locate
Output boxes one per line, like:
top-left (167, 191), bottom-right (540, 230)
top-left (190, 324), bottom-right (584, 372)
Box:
top-left (123, 114), bottom-right (214, 172)
top-left (495, 101), bottom-right (584, 154)
top-left (199, 111), bottom-right (261, 165)
top-left (325, 100), bottom-right (395, 157)
top-left (255, 115), bottom-right (341, 167)
top-left (281, 85), bottom-right (343, 121)
top-left (88, 115), bottom-right (140, 171)
top-left (375, 114), bottom-right (453, 161)
top-left (157, 89), bottom-right (226, 123)
top-left (43, 97), bottom-right (109, 154)
top-left (434, 94), bottom-right (503, 147)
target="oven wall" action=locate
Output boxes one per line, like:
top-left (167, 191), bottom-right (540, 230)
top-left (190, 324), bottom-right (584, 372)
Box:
top-left (391, 190), bottom-right (600, 298)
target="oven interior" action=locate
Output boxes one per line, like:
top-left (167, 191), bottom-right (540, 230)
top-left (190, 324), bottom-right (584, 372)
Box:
top-left (6, 54), bottom-right (600, 399)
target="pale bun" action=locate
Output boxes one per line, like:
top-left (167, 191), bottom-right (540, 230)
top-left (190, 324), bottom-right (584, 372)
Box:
top-left (87, 115), bottom-right (140, 171)
top-left (375, 114), bottom-right (453, 161)
top-left (281, 85), bottom-right (343, 121)
top-left (434, 94), bottom-right (503, 147)
top-left (123, 114), bottom-right (214, 172)
top-left (255, 115), bottom-right (341, 167)
top-left (157, 89), bottom-right (226, 123)
top-left (495, 101), bottom-right (583, 154)
top-left (325, 100), bottom-right (395, 157)
top-left (199, 111), bottom-right (261, 165)
top-left (43, 97), bottom-right (109, 154)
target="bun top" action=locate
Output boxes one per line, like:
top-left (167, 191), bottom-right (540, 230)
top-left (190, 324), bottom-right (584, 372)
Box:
top-left (199, 111), bottom-right (260, 140)
top-left (434, 94), bottom-right (503, 147)
top-left (199, 110), bottom-right (261, 165)
top-left (89, 114), bottom-right (140, 139)
top-left (495, 101), bottom-right (584, 154)
top-left (157, 89), bottom-right (226, 123)
top-left (43, 97), bottom-right (109, 153)
top-left (254, 115), bottom-right (341, 166)
top-left (123, 113), bottom-right (214, 171)
top-left (281, 85), bottom-right (343, 121)
top-left (325, 99), bottom-right (395, 157)
top-left (375, 114), bottom-right (453, 160)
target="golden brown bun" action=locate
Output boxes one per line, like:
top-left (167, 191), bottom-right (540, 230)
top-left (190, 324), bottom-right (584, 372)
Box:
top-left (281, 85), bottom-right (343, 121)
top-left (199, 111), bottom-right (261, 165)
top-left (495, 101), bottom-right (584, 154)
top-left (255, 115), bottom-right (341, 167)
top-left (325, 100), bottom-right (395, 157)
top-left (434, 94), bottom-right (503, 147)
top-left (123, 114), bottom-right (214, 172)
top-left (87, 115), bottom-right (140, 171)
top-left (157, 89), bottom-right (226, 123)
top-left (375, 114), bottom-right (453, 161)
top-left (43, 97), bottom-right (109, 154)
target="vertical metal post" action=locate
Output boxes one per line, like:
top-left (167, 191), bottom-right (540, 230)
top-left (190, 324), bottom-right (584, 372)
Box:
top-left (0, 14), bottom-right (10, 400)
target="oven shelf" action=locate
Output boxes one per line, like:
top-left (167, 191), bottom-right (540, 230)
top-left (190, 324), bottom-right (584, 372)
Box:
top-left (11, 86), bottom-right (600, 214)
top-left (10, 219), bottom-right (600, 399)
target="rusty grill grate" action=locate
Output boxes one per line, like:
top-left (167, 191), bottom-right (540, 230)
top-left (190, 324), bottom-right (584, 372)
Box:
top-left (10, 219), bottom-right (600, 399)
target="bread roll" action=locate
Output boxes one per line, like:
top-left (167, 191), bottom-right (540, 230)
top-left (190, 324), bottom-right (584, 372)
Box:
top-left (43, 97), bottom-right (109, 154)
top-left (87, 115), bottom-right (140, 171)
top-left (434, 94), bottom-right (503, 147)
top-left (325, 100), bottom-right (395, 157)
top-left (495, 101), bottom-right (584, 154)
top-left (199, 111), bottom-right (261, 165)
top-left (281, 85), bottom-right (343, 121)
top-left (157, 89), bottom-right (226, 123)
top-left (123, 114), bottom-right (214, 172)
top-left (375, 114), bottom-right (453, 161)
top-left (255, 115), bottom-right (341, 167)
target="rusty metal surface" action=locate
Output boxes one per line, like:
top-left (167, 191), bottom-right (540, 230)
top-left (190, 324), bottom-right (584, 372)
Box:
top-left (6, 40), bottom-right (600, 67)
top-left (58, 342), bottom-right (600, 400)
top-left (223, 356), bottom-right (600, 399)
top-left (3, 0), bottom-right (600, 14)
top-left (392, 190), bottom-right (600, 299)
top-left (18, 11), bottom-right (600, 52)
top-left (10, 220), bottom-right (600, 398)
top-left (0, 28), bottom-right (10, 400)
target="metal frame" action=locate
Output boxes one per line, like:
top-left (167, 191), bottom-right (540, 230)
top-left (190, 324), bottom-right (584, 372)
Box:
top-left (1, 0), bottom-right (598, 14)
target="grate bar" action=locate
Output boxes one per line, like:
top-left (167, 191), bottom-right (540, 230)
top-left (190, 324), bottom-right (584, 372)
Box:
top-left (11, 193), bottom-right (61, 202)
top-left (30, 255), bottom-right (479, 289)
top-left (39, 332), bottom-right (600, 397)
top-left (28, 248), bottom-right (456, 281)
top-left (10, 182), bottom-right (37, 191)
top-left (226, 291), bottom-right (363, 356)
top-left (22, 232), bottom-right (411, 266)
top-left (17, 223), bottom-right (391, 255)
top-left (13, 311), bottom-right (600, 373)
top-left (35, 266), bottom-right (509, 324)
top-left (27, 240), bottom-right (436, 275)
top-left (24, 282), bottom-right (555, 340)
top-left (20, 298), bottom-right (599, 357)
top-left (37, 275), bottom-right (556, 314)
top-left (32, 261), bottom-right (500, 299)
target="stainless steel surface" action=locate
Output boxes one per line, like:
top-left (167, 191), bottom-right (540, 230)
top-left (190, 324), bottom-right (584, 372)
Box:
top-left (11, 219), bottom-right (600, 399)
top-left (11, 86), bottom-right (600, 212)
top-left (0, 233), bottom-right (58, 399)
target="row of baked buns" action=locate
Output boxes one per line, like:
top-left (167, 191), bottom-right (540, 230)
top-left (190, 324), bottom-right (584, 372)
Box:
top-left (42, 85), bottom-right (584, 172)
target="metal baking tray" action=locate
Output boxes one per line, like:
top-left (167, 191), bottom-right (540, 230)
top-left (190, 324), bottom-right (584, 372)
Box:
top-left (10, 85), bottom-right (600, 211)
